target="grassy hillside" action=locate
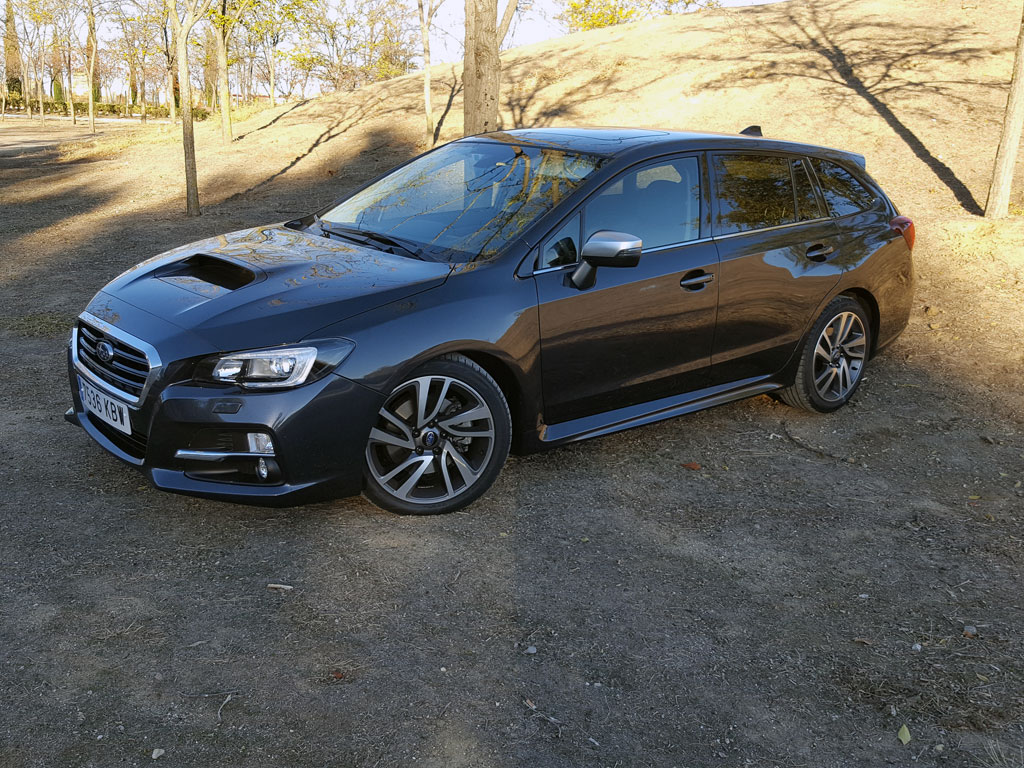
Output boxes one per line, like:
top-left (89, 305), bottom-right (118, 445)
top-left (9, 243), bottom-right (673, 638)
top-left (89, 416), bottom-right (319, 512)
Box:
top-left (52, 0), bottom-right (1024, 220)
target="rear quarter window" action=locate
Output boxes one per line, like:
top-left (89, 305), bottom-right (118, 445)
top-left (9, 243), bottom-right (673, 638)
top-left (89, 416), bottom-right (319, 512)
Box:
top-left (811, 158), bottom-right (878, 217)
top-left (712, 154), bottom-right (801, 235)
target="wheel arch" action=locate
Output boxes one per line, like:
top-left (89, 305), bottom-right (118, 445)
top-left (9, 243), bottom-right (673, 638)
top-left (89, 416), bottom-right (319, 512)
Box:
top-left (779, 286), bottom-right (881, 386)
top-left (458, 350), bottom-right (530, 453)
top-left (839, 287), bottom-right (881, 357)
top-left (380, 343), bottom-right (535, 455)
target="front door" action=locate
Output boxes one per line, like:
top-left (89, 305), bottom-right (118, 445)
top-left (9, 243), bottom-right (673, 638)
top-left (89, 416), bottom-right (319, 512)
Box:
top-left (533, 155), bottom-right (721, 424)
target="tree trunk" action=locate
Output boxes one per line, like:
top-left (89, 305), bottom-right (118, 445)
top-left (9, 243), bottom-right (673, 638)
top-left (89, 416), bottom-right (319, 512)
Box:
top-left (215, 20), bottom-right (232, 144)
top-left (86, 7), bottom-right (98, 130)
top-left (67, 53), bottom-right (76, 124)
top-left (37, 36), bottom-right (45, 123)
top-left (267, 45), bottom-right (277, 106)
top-left (177, 34), bottom-right (202, 216)
top-left (418, 0), bottom-right (434, 145)
top-left (463, 0), bottom-right (502, 135)
top-left (463, 0), bottom-right (477, 134)
top-left (984, 7), bottom-right (1024, 219)
top-left (166, 69), bottom-right (177, 124)
top-left (87, 11), bottom-right (97, 133)
top-left (139, 77), bottom-right (146, 123)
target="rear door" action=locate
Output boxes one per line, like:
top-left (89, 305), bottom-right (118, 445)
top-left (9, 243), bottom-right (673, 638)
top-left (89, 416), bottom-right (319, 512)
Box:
top-left (533, 154), bottom-right (721, 424)
top-left (708, 153), bottom-right (845, 384)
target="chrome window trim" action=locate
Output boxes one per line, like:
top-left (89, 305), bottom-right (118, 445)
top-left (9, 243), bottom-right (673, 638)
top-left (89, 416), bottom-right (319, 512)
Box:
top-left (643, 236), bottom-right (713, 253)
top-left (72, 311), bottom-right (163, 406)
top-left (712, 216), bottom-right (832, 241)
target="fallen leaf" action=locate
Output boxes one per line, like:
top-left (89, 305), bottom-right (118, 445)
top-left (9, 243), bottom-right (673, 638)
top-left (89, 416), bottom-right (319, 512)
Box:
top-left (897, 724), bottom-right (911, 745)
top-left (331, 670), bottom-right (344, 680)
top-left (976, 673), bottom-right (989, 682)
top-left (267, 583), bottom-right (294, 592)
top-left (853, 637), bottom-right (872, 645)
top-left (681, 462), bottom-right (702, 471)
top-left (152, 748), bottom-right (166, 760)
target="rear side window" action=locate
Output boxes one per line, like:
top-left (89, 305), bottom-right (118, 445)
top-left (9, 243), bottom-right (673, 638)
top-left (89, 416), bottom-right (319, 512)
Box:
top-left (713, 154), bottom-right (799, 235)
top-left (811, 158), bottom-right (877, 217)
top-left (793, 158), bottom-right (823, 221)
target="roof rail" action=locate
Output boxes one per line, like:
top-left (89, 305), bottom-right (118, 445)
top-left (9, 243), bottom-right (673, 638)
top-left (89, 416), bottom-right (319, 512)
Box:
top-left (739, 125), bottom-right (763, 137)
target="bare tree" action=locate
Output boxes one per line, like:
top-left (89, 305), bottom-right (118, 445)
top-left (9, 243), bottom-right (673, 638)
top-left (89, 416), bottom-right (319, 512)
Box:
top-left (113, 1), bottom-right (155, 121)
top-left (416, 0), bottom-right (443, 145)
top-left (210, 0), bottom-right (255, 144)
top-left (51, 3), bottom-right (80, 124)
top-left (157, 5), bottom-right (176, 123)
top-left (248, 0), bottom-right (288, 106)
top-left (166, 0), bottom-right (215, 216)
top-left (84, 0), bottom-right (99, 131)
top-left (985, 5), bottom-right (1024, 219)
top-left (17, 0), bottom-right (48, 122)
top-left (463, 0), bottom-right (517, 135)
top-left (4, 0), bottom-right (22, 117)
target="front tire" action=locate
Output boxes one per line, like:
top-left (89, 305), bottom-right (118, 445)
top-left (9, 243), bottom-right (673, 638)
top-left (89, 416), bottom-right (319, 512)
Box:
top-left (363, 354), bottom-right (511, 515)
top-left (779, 296), bottom-right (871, 413)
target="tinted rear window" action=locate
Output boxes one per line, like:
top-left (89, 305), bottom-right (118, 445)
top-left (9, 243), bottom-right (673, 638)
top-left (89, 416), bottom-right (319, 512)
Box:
top-left (713, 155), bottom-right (798, 235)
top-left (811, 158), bottom-right (877, 217)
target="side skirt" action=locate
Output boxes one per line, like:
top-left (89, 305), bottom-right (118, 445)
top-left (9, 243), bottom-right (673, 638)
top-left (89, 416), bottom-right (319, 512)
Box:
top-left (538, 376), bottom-right (782, 446)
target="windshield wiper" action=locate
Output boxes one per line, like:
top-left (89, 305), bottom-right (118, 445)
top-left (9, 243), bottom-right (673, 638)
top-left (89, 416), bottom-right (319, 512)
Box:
top-left (319, 222), bottom-right (427, 261)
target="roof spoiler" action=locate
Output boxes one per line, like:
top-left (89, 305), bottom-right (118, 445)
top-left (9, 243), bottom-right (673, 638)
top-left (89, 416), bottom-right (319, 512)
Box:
top-left (739, 125), bottom-right (762, 137)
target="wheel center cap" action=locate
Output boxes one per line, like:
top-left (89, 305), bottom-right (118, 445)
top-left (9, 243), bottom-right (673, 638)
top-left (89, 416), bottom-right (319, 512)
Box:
top-left (421, 429), bottom-right (440, 448)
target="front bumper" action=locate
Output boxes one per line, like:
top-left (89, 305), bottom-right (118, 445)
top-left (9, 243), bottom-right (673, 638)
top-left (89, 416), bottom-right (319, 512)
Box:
top-left (67, 346), bottom-right (385, 506)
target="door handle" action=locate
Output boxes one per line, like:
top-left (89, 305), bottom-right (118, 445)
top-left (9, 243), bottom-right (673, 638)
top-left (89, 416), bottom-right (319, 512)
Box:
top-left (680, 271), bottom-right (714, 290)
top-left (806, 243), bottom-right (835, 262)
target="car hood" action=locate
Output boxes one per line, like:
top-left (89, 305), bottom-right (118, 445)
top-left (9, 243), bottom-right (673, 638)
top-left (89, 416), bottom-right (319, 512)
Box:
top-left (97, 225), bottom-right (453, 349)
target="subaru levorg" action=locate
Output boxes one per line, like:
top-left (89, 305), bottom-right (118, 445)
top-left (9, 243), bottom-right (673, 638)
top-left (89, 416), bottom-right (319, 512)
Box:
top-left (66, 127), bottom-right (915, 514)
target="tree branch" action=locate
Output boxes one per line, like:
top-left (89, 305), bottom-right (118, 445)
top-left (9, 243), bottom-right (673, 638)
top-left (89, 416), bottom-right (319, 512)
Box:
top-left (497, 0), bottom-right (518, 46)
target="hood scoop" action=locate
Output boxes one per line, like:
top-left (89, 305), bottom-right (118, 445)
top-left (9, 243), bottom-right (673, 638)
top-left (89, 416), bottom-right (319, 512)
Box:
top-left (155, 254), bottom-right (259, 298)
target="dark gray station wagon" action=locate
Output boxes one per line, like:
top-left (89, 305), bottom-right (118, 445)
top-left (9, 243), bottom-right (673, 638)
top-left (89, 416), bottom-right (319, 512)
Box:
top-left (67, 128), bottom-right (915, 514)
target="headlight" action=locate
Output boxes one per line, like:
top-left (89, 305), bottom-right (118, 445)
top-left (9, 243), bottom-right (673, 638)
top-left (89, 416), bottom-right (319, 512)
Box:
top-left (197, 339), bottom-right (355, 389)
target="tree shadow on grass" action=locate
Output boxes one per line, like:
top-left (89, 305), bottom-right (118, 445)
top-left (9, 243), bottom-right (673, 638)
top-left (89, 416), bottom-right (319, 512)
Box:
top-left (698, 0), bottom-right (1004, 214)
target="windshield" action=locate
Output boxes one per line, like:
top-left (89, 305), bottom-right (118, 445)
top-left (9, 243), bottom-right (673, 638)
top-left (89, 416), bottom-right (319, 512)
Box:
top-left (320, 140), bottom-right (605, 262)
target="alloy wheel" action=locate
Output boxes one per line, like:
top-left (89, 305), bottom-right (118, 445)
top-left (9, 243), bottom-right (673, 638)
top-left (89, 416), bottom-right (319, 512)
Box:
top-left (812, 311), bottom-right (867, 402)
top-left (365, 375), bottom-right (496, 506)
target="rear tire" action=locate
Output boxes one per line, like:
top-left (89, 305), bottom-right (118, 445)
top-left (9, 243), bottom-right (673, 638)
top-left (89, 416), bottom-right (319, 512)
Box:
top-left (778, 296), bottom-right (871, 413)
top-left (362, 354), bottom-right (511, 515)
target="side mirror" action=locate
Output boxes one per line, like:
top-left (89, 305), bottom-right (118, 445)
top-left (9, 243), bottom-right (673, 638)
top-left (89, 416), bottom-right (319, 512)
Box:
top-left (571, 230), bottom-right (642, 290)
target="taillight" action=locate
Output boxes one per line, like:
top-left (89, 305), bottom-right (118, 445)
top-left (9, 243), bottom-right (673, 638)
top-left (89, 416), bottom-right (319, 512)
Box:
top-left (890, 215), bottom-right (915, 250)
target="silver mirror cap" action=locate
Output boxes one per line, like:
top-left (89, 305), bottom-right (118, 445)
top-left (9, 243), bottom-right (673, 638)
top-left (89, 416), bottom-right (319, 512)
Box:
top-left (581, 230), bottom-right (643, 262)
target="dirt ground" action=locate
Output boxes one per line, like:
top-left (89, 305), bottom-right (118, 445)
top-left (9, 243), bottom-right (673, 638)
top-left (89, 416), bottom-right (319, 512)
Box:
top-left (1, 0), bottom-right (1023, 765)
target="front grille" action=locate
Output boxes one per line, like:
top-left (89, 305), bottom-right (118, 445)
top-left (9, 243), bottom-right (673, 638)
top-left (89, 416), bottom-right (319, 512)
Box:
top-left (86, 413), bottom-right (149, 460)
top-left (77, 321), bottom-right (150, 400)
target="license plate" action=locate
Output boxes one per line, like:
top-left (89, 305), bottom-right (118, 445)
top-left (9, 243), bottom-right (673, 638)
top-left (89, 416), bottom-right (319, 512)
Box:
top-left (79, 376), bottom-right (132, 435)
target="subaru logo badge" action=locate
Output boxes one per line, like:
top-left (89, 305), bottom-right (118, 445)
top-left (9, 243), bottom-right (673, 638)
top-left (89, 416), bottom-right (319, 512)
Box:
top-left (96, 340), bottom-right (115, 363)
top-left (423, 430), bottom-right (438, 448)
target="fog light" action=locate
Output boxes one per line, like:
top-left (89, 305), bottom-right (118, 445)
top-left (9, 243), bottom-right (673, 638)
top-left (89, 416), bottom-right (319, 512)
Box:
top-left (247, 432), bottom-right (275, 455)
top-left (256, 458), bottom-right (269, 480)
